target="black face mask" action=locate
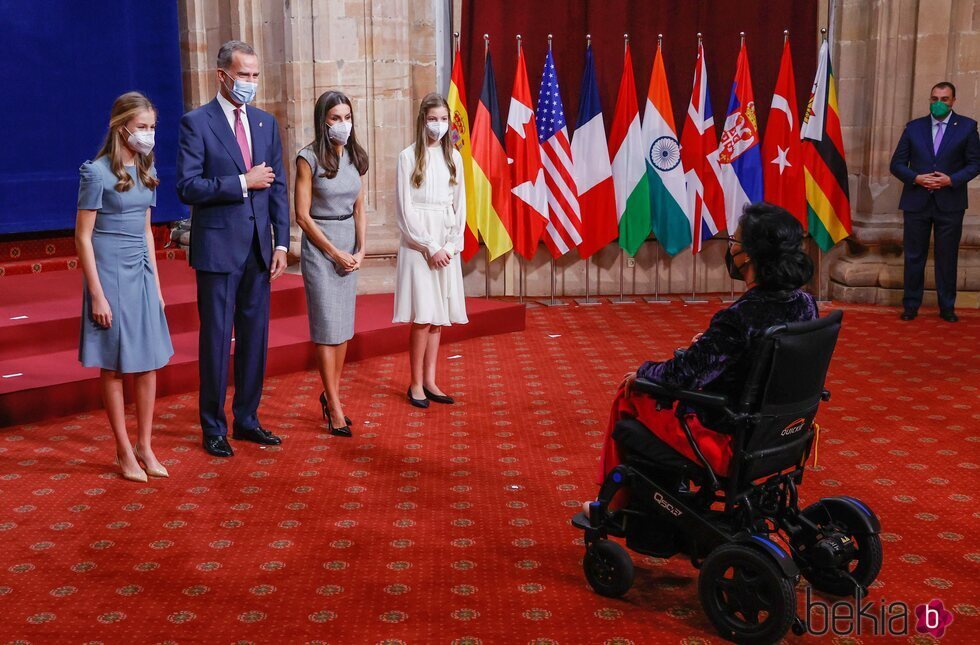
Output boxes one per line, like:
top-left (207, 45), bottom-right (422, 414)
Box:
top-left (725, 247), bottom-right (749, 281)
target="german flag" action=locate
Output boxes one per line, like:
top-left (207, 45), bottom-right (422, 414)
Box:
top-left (470, 48), bottom-right (513, 261)
top-left (447, 47), bottom-right (479, 262)
top-left (800, 39), bottom-right (851, 251)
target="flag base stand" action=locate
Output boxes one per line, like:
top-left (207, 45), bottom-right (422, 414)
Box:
top-left (644, 296), bottom-right (672, 304)
top-left (609, 297), bottom-right (636, 305)
top-left (537, 258), bottom-right (569, 307)
top-left (682, 295), bottom-right (709, 303)
top-left (576, 259), bottom-right (603, 305)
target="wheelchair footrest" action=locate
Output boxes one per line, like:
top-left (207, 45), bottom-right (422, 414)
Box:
top-left (571, 511), bottom-right (593, 531)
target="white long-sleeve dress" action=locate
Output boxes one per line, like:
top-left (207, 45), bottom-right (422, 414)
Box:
top-left (392, 144), bottom-right (469, 326)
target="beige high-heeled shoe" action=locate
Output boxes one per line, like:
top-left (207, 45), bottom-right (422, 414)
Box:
top-left (115, 455), bottom-right (149, 483)
top-left (133, 445), bottom-right (169, 478)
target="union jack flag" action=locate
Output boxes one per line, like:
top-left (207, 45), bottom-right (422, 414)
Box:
top-left (536, 49), bottom-right (582, 258)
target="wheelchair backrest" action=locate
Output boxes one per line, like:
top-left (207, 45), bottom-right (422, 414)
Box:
top-left (733, 309), bottom-right (843, 482)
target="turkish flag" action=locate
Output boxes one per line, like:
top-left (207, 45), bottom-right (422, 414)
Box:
top-left (762, 39), bottom-right (806, 228)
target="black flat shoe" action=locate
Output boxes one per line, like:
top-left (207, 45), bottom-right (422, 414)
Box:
top-left (320, 392), bottom-right (352, 425)
top-left (423, 387), bottom-right (454, 405)
top-left (939, 309), bottom-right (958, 323)
top-left (232, 425), bottom-right (282, 445)
top-left (407, 388), bottom-right (430, 408)
top-left (203, 435), bottom-right (234, 457)
top-left (900, 308), bottom-right (917, 321)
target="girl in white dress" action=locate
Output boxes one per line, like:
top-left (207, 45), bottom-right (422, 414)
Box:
top-left (393, 93), bottom-right (468, 408)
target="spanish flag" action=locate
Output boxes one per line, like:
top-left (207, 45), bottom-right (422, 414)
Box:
top-left (448, 47), bottom-right (479, 263)
top-left (470, 48), bottom-right (513, 261)
top-left (801, 39), bottom-right (851, 251)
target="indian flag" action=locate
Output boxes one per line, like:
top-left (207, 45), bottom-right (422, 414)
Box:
top-left (608, 43), bottom-right (650, 257)
top-left (641, 41), bottom-right (691, 256)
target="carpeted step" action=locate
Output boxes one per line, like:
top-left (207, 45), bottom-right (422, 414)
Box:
top-left (0, 248), bottom-right (186, 277)
top-left (0, 298), bottom-right (525, 426)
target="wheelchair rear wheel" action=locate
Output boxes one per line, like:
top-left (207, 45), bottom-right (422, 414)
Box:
top-left (583, 539), bottom-right (634, 598)
top-left (698, 544), bottom-right (797, 645)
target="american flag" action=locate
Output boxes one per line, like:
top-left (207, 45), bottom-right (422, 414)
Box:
top-left (535, 49), bottom-right (582, 258)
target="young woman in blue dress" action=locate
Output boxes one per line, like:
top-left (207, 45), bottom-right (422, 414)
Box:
top-left (75, 92), bottom-right (174, 482)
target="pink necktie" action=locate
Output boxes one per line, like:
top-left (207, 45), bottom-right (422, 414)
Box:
top-left (234, 108), bottom-right (253, 170)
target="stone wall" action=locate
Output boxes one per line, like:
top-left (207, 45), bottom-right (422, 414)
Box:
top-left (176, 0), bottom-right (979, 303)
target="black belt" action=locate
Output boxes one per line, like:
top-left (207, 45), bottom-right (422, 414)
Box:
top-left (311, 212), bottom-right (354, 221)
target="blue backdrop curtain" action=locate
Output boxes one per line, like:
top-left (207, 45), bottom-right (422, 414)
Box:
top-left (0, 1), bottom-right (187, 234)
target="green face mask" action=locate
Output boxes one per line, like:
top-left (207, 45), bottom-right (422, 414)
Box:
top-left (930, 101), bottom-right (951, 119)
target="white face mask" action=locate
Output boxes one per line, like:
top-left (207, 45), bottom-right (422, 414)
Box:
top-left (125, 128), bottom-right (155, 155)
top-left (328, 121), bottom-right (352, 145)
top-left (426, 121), bottom-right (449, 141)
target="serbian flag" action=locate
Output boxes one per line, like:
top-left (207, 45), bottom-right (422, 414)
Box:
top-left (642, 39), bottom-right (691, 256)
top-left (470, 49), bottom-right (514, 261)
top-left (718, 39), bottom-right (763, 235)
top-left (536, 48), bottom-right (582, 258)
top-left (763, 37), bottom-right (806, 227)
top-left (680, 41), bottom-right (726, 253)
top-left (505, 47), bottom-right (548, 260)
top-left (801, 39), bottom-right (851, 251)
top-left (609, 43), bottom-right (651, 257)
top-left (572, 43), bottom-right (618, 259)
top-left (447, 47), bottom-right (479, 262)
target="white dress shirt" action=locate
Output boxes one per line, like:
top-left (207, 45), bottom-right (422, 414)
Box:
top-left (215, 92), bottom-right (286, 254)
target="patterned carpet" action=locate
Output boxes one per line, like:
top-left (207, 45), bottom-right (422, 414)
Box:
top-left (1, 301), bottom-right (978, 643)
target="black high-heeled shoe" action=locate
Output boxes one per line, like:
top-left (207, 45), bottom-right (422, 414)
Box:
top-left (319, 392), bottom-right (352, 438)
top-left (320, 392), bottom-right (352, 425)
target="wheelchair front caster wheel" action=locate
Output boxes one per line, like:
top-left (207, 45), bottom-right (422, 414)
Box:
top-left (698, 544), bottom-right (797, 645)
top-left (583, 539), bottom-right (634, 598)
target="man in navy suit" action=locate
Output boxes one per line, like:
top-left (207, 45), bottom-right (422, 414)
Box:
top-left (176, 41), bottom-right (289, 456)
top-left (890, 81), bottom-right (980, 322)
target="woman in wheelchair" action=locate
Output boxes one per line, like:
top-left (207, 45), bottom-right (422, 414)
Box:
top-left (576, 202), bottom-right (883, 645)
top-left (598, 202), bottom-right (817, 486)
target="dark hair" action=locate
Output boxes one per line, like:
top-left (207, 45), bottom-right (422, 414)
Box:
top-left (738, 202), bottom-right (813, 291)
top-left (310, 91), bottom-right (369, 178)
top-left (931, 81), bottom-right (956, 98)
top-left (217, 40), bottom-right (256, 69)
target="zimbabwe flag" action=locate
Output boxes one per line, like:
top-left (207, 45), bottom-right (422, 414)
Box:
top-left (800, 39), bottom-right (851, 251)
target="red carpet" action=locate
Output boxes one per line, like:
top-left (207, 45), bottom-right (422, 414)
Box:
top-left (0, 302), bottom-right (978, 642)
top-left (0, 260), bottom-right (525, 426)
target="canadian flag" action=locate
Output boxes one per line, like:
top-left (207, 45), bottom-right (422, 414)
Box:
top-left (505, 47), bottom-right (549, 260)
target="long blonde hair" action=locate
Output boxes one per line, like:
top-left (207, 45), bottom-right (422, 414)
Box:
top-left (411, 93), bottom-right (457, 188)
top-left (95, 92), bottom-right (160, 192)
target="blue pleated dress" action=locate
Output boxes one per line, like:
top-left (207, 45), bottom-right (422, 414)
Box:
top-left (77, 157), bottom-right (173, 373)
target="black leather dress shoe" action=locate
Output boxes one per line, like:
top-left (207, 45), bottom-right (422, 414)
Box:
top-left (900, 309), bottom-right (917, 321)
top-left (232, 425), bottom-right (282, 445)
top-left (407, 388), bottom-right (430, 409)
top-left (939, 309), bottom-right (959, 323)
top-left (423, 387), bottom-right (455, 405)
top-left (203, 435), bottom-right (234, 457)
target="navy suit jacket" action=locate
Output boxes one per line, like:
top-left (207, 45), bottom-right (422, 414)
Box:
top-left (176, 98), bottom-right (289, 273)
top-left (889, 111), bottom-right (980, 213)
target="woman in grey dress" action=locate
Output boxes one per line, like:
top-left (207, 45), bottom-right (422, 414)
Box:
top-left (75, 92), bottom-right (174, 482)
top-left (295, 91), bottom-right (369, 437)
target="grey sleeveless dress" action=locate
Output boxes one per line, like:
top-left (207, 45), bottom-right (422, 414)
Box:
top-left (298, 147), bottom-right (362, 345)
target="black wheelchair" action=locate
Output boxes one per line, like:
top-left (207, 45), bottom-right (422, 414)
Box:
top-left (572, 310), bottom-right (883, 644)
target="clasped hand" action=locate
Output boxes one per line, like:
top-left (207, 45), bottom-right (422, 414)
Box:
top-left (915, 172), bottom-right (952, 190)
top-left (428, 249), bottom-right (451, 269)
top-left (245, 162), bottom-right (276, 190)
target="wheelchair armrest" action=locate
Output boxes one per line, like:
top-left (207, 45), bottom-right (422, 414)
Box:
top-left (633, 378), bottom-right (730, 410)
